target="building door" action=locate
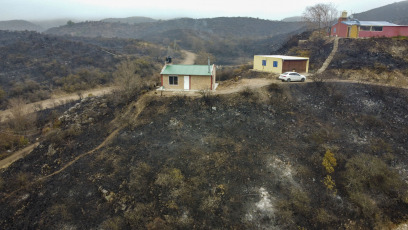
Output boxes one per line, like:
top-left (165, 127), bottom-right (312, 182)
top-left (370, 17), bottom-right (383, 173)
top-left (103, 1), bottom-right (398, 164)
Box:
top-left (184, 76), bottom-right (190, 90)
top-left (347, 26), bottom-right (351, 37)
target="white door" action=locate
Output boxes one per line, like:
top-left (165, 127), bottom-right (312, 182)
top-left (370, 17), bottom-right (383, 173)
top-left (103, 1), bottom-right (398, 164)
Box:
top-left (184, 76), bottom-right (190, 90)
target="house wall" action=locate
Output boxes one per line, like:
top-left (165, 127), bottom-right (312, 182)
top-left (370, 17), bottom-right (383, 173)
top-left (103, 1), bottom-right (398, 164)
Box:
top-left (331, 22), bottom-right (348, 37)
top-left (161, 75), bottom-right (213, 91)
top-left (253, 56), bottom-right (283, 73)
top-left (191, 75), bottom-right (212, 91)
top-left (161, 75), bottom-right (185, 90)
top-left (358, 26), bottom-right (408, 37)
top-left (332, 23), bottom-right (408, 38)
top-left (282, 60), bottom-right (309, 73)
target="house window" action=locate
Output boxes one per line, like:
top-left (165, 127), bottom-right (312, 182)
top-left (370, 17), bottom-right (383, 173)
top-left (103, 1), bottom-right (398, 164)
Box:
top-left (262, 60), bottom-right (267, 66)
top-left (333, 28), bottom-right (337, 33)
top-left (169, 76), bottom-right (178, 85)
top-left (360, 26), bottom-right (371, 31)
top-left (273, 61), bottom-right (278, 67)
top-left (372, 26), bottom-right (383, 31)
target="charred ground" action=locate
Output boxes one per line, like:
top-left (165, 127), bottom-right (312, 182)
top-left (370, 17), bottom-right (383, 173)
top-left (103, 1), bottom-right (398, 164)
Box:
top-left (1, 82), bottom-right (408, 229)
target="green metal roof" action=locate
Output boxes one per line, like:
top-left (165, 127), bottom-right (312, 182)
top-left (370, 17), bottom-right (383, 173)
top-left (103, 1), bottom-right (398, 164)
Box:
top-left (160, 64), bottom-right (213, 76)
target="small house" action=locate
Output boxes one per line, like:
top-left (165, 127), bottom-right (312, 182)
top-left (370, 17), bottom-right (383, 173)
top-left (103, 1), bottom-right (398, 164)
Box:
top-left (160, 64), bottom-right (217, 91)
top-left (330, 11), bottom-right (408, 38)
top-left (253, 55), bottom-right (309, 74)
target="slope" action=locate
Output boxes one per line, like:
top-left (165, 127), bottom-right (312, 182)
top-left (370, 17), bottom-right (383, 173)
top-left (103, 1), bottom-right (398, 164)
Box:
top-left (352, 0), bottom-right (408, 24)
top-left (1, 82), bottom-right (408, 229)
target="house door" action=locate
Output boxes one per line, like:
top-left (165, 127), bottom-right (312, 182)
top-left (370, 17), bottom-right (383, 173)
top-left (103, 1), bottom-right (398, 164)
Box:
top-left (184, 76), bottom-right (190, 90)
top-left (347, 26), bottom-right (351, 37)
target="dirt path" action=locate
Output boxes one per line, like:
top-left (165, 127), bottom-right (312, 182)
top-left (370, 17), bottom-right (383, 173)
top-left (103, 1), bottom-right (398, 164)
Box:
top-left (0, 86), bottom-right (116, 123)
top-left (180, 50), bottom-right (197, 65)
top-left (317, 37), bottom-right (339, 74)
top-left (41, 94), bottom-right (150, 180)
top-left (214, 78), bottom-right (276, 94)
top-left (2, 94), bottom-right (151, 200)
top-left (0, 142), bottom-right (39, 169)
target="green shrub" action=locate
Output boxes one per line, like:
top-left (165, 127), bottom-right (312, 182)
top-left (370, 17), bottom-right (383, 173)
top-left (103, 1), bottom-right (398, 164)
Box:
top-left (322, 150), bottom-right (337, 174)
top-left (155, 168), bottom-right (184, 188)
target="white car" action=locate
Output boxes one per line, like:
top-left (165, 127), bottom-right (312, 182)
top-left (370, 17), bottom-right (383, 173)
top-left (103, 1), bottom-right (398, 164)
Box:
top-left (278, 72), bottom-right (306, 82)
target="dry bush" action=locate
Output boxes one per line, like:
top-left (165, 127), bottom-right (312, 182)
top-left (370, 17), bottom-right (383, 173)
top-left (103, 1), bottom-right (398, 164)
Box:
top-left (146, 217), bottom-right (171, 230)
top-left (129, 162), bottom-right (152, 192)
top-left (16, 172), bottom-right (30, 187)
top-left (48, 203), bottom-right (72, 221)
top-left (100, 216), bottom-right (126, 230)
top-left (155, 168), bottom-right (184, 188)
top-left (314, 208), bottom-right (336, 226)
top-left (113, 58), bottom-right (159, 102)
top-left (7, 97), bottom-right (37, 132)
top-left (125, 202), bottom-right (154, 228)
top-left (0, 131), bottom-right (24, 152)
top-left (0, 177), bottom-right (4, 191)
top-left (343, 154), bottom-right (406, 196)
top-left (341, 153), bottom-right (408, 226)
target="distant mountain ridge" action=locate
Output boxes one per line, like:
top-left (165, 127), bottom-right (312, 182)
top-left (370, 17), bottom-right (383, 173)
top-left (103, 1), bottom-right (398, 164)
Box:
top-left (0, 20), bottom-right (44, 32)
top-left (45, 17), bottom-right (304, 40)
top-left (352, 0), bottom-right (408, 24)
top-left (101, 16), bottom-right (157, 24)
top-left (281, 16), bottom-right (303, 22)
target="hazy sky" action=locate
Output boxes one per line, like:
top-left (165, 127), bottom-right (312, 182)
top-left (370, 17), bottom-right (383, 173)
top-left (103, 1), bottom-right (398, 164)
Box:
top-left (1, 0), bottom-right (403, 21)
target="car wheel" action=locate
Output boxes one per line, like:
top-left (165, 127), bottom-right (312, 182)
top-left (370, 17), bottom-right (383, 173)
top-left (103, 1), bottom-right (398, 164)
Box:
top-left (301, 78), bottom-right (305, 82)
top-left (287, 78), bottom-right (291, 82)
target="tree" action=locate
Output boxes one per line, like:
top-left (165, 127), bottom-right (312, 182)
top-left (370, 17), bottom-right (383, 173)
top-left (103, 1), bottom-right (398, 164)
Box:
top-left (302, 3), bottom-right (338, 33)
top-left (67, 20), bottom-right (75, 26)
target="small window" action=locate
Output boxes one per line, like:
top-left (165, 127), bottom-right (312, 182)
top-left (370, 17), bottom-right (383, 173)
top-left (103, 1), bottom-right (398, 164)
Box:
top-left (360, 26), bottom-right (371, 31)
top-left (273, 61), bottom-right (278, 67)
top-left (372, 26), bottom-right (383, 32)
top-left (262, 60), bottom-right (267, 66)
top-left (169, 76), bottom-right (178, 85)
top-left (333, 28), bottom-right (337, 33)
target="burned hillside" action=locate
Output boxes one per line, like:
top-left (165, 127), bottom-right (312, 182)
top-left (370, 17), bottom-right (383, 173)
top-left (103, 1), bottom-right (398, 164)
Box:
top-left (1, 82), bottom-right (408, 229)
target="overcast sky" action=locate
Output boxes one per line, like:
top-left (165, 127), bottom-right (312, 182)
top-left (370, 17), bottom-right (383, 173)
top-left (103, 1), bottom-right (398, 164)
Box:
top-left (1, 0), bottom-right (403, 21)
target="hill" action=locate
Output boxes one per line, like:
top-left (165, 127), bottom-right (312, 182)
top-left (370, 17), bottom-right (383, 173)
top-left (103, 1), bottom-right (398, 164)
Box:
top-left (32, 19), bottom-right (78, 30)
top-left (45, 17), bottom-right (305, 64)
top-left (323, 37), bottom-right (408, 86)
top-left (281, 16), bottom-right (303, 22)
top-left (46, 17), bottom-right (304, 40)
top-left (0, 20), bottom-right (43, 32)
top-left (0, 81), bottom-right (408, 229)
top-left (0, 31), bottom-right (166, 108)
top-left (352, 0), bottom-right (408, 24)
top-left (101, 16), bottom-right (157, 24)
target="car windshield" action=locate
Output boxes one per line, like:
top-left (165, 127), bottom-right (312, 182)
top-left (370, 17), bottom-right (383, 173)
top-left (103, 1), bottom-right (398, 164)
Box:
top-left (283, 72), bottom-right (289, 75)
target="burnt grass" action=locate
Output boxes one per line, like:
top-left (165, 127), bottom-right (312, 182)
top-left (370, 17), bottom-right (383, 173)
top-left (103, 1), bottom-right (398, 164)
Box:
top-left (329, 37), bottom-right (408, 71)
top-left (1, 82), bottom-right (408, 229)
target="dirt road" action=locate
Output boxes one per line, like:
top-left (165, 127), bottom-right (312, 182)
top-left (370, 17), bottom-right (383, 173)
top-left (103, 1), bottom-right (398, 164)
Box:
top-left (0, 50), bottom-right (197, 123)
top-left (0, 86), bottom-right (116, 123)
top-left (214, 78), bottom-right (276, 94)
top-left (180, 50), bottom-right (197, 65)
top-left (0, 142), bottom-right (39, 169)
